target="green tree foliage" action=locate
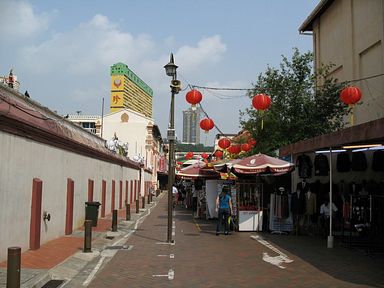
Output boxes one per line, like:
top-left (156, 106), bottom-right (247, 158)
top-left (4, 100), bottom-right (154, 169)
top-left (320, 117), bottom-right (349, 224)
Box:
top-left (240, 49), bottom-right (348, 156)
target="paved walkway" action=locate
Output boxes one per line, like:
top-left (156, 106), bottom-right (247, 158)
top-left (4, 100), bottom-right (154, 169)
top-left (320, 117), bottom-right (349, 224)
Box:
top-left (1, 192), bottom-right (384, 287)
top-left (86, 194), bottom-right (384, 288)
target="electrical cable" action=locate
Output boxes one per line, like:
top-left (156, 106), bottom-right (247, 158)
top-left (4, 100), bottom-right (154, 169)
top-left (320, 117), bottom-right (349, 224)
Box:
top-left (188, 72), bottom-right (384, 94)
top-left (198, 102), bottom-right (226, 135)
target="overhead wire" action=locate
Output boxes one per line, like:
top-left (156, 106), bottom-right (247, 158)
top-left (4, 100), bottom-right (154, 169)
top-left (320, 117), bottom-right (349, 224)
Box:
top-left (178, 72), bottom-right (384, 143)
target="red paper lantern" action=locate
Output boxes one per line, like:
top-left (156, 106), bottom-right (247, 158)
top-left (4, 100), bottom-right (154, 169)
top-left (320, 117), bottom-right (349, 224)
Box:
top-left (201, 153), bottom-right (208, 159)
top-left (340, 86), bottom-right (362, 105)
top-left (218, 138), bottom-right (231, 149)
top-left (248, 139), bottom-right (257, 146)
top-left (185, 152), bottom-right (194, 160)
top-left (200, 118), bottom-right (215, 133)
top-left (186, 89), bottom-right (203, 109)
top-left (214, 150), bottom-right (223, 159)
top-left (241, 143), bottom-right (251, 152)
top-left (252, 93), bottom-right (271, 110)
top-left (228, 145), bottom-right (241, 154)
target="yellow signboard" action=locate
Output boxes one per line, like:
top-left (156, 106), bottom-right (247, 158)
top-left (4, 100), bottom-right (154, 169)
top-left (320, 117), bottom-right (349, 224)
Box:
top-left (110, 91), bottom-right (124, 111)
top-left (111, 75), bottom-right (125, 91)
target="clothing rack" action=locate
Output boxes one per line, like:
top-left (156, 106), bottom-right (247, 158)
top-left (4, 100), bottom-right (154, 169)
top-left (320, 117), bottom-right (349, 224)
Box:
top-left (269, 193), bottom-right (293, 234)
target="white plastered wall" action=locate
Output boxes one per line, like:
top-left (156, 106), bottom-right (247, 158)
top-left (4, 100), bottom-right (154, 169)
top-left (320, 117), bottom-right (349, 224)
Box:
top-left (0, 131), bottom-right (139, 261)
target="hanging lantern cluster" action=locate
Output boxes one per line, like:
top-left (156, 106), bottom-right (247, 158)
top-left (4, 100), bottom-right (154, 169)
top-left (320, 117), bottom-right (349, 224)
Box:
top-left (252, 93), bottom-right (271, 129)
top-left (227, 144), bottom-right (241, 155)
top-left (218, 138), bottom-right (231, 149)
top-left (185, 152), bottom-right (194, 160)
top-left (340, 86), bottom-right (362, 126)
top-left (201, 153), bottom-right (208, 159)
top-left (241, 143), bottom-right (251, 152)
top-left (186, 89), bottom-right (202, 110)
top-left (214, 150), bottom-right (223, 159)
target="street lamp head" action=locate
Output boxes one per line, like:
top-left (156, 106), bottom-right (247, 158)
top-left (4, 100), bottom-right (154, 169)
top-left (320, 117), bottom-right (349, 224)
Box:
top-left (164, 53), bottom-right (178, 77)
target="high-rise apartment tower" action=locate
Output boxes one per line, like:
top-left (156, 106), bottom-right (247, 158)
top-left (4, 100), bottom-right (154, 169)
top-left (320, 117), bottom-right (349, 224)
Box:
top-left (182, 108), bottom-right (201, 144)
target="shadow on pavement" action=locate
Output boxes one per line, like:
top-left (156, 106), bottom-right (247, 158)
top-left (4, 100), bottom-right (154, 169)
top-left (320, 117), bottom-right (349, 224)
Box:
top-left (260, 232), bottom-right (384, 288)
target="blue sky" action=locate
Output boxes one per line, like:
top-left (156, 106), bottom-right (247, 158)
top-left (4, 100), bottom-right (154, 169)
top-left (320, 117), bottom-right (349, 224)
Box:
top-left (0, 0), bottom-right (319, 145)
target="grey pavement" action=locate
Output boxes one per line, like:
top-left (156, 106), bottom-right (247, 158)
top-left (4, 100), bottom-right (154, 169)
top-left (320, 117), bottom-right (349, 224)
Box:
top-left (0, 194), bottom-right (162, 288)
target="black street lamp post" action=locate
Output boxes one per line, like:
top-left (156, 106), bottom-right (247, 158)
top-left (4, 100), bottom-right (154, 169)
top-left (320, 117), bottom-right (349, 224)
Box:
top-left (164, 53), bottom-right (181, 243)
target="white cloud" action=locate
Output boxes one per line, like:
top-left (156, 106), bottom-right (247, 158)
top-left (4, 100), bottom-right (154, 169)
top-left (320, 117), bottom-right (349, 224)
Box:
top-left (177, 35), bottom-right (227, 72)
top-left (0, 0), bottom-right (52, 39)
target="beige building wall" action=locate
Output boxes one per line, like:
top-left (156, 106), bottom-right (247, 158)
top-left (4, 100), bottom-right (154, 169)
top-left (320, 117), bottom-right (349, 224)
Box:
top-left (304, 0), bottom-right (384, 126)
top-left (100, 109), bottom-right (161, 190)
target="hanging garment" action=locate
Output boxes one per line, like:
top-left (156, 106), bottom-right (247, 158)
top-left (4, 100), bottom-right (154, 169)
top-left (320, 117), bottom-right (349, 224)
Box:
top-left (336, 152), bottom-right (351, 172)
top-left (296, 181), bottom-right (310, 194)
top-left (275, 194), bottom-right (282, 219)
top-left (296, 154), bottom-right (312, 179)
top-left (281, 194), bottom-right (289, 218)
top-left (305, 192), bottom-right (317, 215)
top-left (351, 152), bottom-right (367, 171)
top-left (291, 191), bottom-right (306, 215)
top-left (372, 150), bottom-right (384, 171)
top-left (314, 153), bottom-right (329, 176)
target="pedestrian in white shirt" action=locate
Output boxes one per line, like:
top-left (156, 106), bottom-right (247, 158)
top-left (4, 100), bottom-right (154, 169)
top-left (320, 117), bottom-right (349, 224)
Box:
top-left (319, 199), bottom-right (338, 237)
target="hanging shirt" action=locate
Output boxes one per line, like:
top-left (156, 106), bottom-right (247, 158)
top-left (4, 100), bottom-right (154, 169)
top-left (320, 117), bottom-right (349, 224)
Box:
top-left (336, 152), bottom-right (351, 172)
top-left (351, 152), bottom-right (367, 171)
top-left (296, 154), bottom-right (312, 178)
top-left (314, 154), bottom-right (329, 176)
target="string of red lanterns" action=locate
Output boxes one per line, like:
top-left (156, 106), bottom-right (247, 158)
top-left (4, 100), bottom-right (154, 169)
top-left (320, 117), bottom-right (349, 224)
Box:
top-left (183, 89), bottom-right (262, 162)
top-left (180, 84), bottom-right (363, 163)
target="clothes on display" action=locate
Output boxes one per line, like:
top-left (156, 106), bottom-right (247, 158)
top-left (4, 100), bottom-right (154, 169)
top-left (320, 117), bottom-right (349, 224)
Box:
top-left (351, 151), bottom-right (367, 171)
top-left (372, 150), bottom-right (384, 171)
top-left (269, 191), bottom-right (293, 233)
top-left (296, 154), bottom-right (312, 178)
top-left (336, 152), bottom-right (351, 172)
top-left (305, 191), bottom-right (317, 216)
top-left (296, 180), bottom-right (310, 194)
top-left (291, 190), bottom-right (306, 216)
top-left (314, 153), bottom-right (329, 176)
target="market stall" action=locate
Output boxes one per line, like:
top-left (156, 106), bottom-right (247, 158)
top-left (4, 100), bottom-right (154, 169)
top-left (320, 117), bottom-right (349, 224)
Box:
top-left (176, 162), bottom-right (220, 218)
top-left (231, 153), bottom-right (295, 231)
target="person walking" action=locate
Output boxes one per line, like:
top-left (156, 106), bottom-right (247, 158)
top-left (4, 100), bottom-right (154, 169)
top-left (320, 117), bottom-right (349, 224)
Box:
top-left (172, 184), bottom-right (178, 208)
top-left (215, 186), bottom-right (233, 235)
